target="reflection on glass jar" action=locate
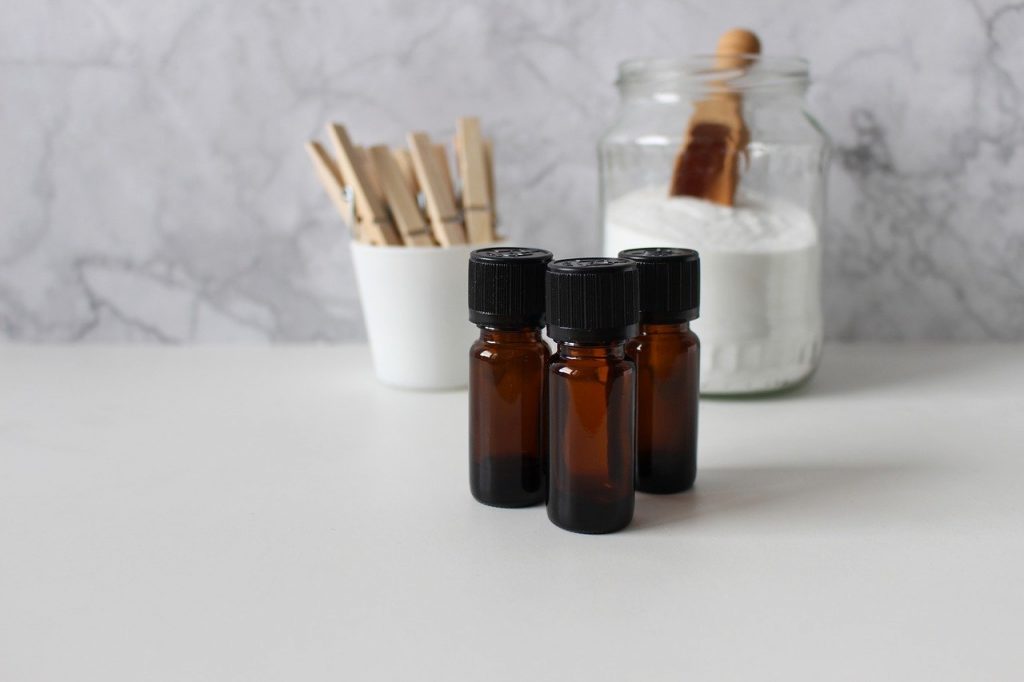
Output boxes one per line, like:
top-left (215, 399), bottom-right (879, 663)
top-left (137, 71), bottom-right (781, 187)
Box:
top-left (599, 56), bottom-right (830, 395)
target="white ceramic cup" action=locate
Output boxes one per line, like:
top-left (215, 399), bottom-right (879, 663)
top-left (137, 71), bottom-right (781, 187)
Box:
top-left (351, 241), bottom-right (496, 390)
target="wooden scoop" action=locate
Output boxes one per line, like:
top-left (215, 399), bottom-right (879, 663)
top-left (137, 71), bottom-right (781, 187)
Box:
top-left (668, 28), bottom-right (761, 205)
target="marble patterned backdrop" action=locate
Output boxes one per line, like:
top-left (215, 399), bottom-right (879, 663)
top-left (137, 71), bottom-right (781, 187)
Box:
top-left (2, 0), bottom-right (1022, 343)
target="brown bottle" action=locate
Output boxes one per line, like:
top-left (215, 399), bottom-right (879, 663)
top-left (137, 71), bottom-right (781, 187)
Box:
top-left (546, 258), bottom-right (639, 534)
top-left (469, 247), bottom-right (553, 508)
top-left (620, 248), bottom-right (700, 494)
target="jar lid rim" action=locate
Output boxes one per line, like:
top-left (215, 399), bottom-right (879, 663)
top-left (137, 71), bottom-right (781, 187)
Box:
top-left (617, 55), bottom-right (809, 90)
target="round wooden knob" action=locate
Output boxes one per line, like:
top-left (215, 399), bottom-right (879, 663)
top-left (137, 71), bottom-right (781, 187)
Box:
top-left (717, 29), bottom-right (761, 56)
top-left (715, 29), bottom-right (761, 69)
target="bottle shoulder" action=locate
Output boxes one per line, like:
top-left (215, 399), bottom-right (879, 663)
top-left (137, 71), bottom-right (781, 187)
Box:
top-left (549, 354), bottom-right (635, 380)
top-left (470, 337), bottom-right (550, 363)
top-left (627, 329), bottom-right (700, 354)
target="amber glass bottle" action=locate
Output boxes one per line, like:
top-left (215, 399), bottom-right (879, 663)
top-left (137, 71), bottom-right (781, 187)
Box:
top-left (620, 248), bottom-right (700, 494)
top-left (469, 247), bottom-right (553, 508)
top-left (546, 258), bottom-right (639, 534)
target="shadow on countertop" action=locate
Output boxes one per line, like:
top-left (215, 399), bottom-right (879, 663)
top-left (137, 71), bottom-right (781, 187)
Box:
top-left (629, 460), bottom-right (932, 532)
top-left (629, 345), bottom-right (1015, 532)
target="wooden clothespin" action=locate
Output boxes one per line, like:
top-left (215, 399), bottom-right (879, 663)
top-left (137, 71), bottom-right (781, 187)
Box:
top-left (368, 145), bottom-right (434, 246)
top-left (483, 137), bottom-right (496, 229)
top-left (433, 144), bottom-right (456, 204)
top-left (355, 146), bottom-right (384, 206)
top-left (455, 117), bottom-right (494, 243)
top-left (328, 123), bottom-right (402, 245)
top-left (392, 148), bottom-right (420, 198)
top-left (305, 141), bottom-right (357, 238)
top-left (407, 132), bottom-right (466, 246)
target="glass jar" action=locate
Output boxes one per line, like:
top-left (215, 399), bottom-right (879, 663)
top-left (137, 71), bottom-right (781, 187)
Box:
top-left (599, 56), bottom-right (829, 395)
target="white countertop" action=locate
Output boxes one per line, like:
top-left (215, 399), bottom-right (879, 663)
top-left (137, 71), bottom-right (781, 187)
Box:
top-left (1, 344), bottom-right (1022, 681)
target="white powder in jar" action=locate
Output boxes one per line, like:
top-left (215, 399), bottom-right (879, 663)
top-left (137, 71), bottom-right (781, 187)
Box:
top-left (604, 187), bottom-right (823, 394)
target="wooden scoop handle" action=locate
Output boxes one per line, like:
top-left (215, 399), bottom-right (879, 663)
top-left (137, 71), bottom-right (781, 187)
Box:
top-left (715, 28), bottom-right (761, 70)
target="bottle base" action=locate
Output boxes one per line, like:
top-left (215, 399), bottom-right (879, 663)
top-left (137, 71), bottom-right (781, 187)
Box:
top-left (636, 480), bottom-right (694, 495)
top-left (470, 456), bottom-right (545, 509)
top-left (471, 491), bottom-right (545, 509)
top-left (636, 455), bottom-right (696, 495)
top-left (548, 516), bottom-right (632, 535)
top-left (547, 496), bottom-right (634, 534)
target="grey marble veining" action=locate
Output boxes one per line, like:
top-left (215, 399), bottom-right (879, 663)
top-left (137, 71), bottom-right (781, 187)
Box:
top-left (1, 0), bottom-right (1022, 342)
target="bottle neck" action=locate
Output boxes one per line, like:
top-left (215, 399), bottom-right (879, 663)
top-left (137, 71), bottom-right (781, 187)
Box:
top-left (557, 340), bottom-right (627, 360)
top-left (477, 326), bottom-right (543, 343)
top-left (639, 321), bottom-right (691, 335)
